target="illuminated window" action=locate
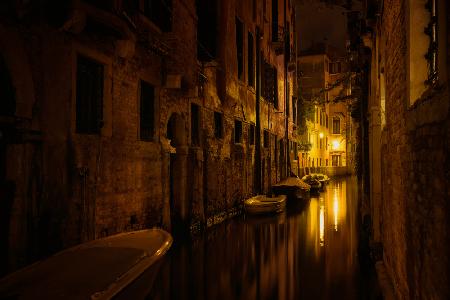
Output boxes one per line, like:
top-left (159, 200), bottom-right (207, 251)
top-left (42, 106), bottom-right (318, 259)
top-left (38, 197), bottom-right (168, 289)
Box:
top-left (332, 118), bottom-right (340, 134)
top-left (76, 55), bottom-right (104, 134)
top-left (139, 80), bottom-right (155, 141)
top-left (332, 155), bottom-right (341, 166)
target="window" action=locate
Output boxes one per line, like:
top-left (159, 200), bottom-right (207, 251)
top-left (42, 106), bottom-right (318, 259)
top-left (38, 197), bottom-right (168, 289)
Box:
top-left (249, 123), bottom-right (255, 145)
top-left (143, 0), bottom-right (172, 32)
top-left (329, 62), bottom-right (342, 74)
top-left (234, 119), bottom-right (243, 143)
top-left (332, 118), bottom-right (340, 134)
top-left (139, 80), bottom-right (155, 141)
top-left (248, 32), bottom-right (255, 87)
top-left (332, 155), bottom-right (341, 167)
top-left (196, 0), bottom-right (218, 61)
top-left (262, 60), bottom-right (278, 107)
top-left (326, 114), bottom-right (329, 128)
top-left (214, 111), bottom-right (223, 139)
top-left (0, 55), bottom-right (15, 116)
top-left (263, 130), bottom-right (269, 148)
top-left (191, 103), bottom-right (200, 145)
top-left (424, 0), bottom-right (438, 85)
top-left (272, 0), bottom-right (278, 42)
top-left (236, 17), bottom-right (244, 80)
top-left (408, 0), bottom-right (446, 104)
top-left (326, 137), bottom-right (328, 150)
top-left (76, 55), bottom-right (104, 134)
top-left (326, 159), bottom-right (328, 166)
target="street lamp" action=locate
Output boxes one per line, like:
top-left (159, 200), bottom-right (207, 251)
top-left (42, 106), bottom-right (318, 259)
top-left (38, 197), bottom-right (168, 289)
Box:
top-left (332, 140), bottom-right (340, 150)
top-left (319, 132), bottom-right (324, 139)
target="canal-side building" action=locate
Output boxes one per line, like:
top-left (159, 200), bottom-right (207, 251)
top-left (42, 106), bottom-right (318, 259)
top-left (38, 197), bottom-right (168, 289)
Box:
top-left (0, 0), bottom-right (297, 275)
top-left (297, 44), bottom-right (356, 176)
top-left (360, 0), bottom-right (450, 298)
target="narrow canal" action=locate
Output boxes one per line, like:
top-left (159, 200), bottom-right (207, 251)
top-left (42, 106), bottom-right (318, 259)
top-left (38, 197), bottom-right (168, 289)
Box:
top-left (119, 176), bottom-right (380, 299)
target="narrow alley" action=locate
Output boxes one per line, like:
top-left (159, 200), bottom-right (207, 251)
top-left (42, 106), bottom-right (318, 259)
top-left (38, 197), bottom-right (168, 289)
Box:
top-left (0, 0), bottom-right (449, 299)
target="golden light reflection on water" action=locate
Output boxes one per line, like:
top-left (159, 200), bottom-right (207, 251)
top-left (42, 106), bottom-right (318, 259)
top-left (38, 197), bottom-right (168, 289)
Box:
top-left (319, 200), bottom-right (325, 247)
top-left (150, 177), bottom-right (360, 300)
top-left (334, 190), bottom-right (339, 231)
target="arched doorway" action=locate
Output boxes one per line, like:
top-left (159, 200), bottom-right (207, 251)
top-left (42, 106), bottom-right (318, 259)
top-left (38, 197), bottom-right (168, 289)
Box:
top-left (166, 113), bottom-right (188, 233)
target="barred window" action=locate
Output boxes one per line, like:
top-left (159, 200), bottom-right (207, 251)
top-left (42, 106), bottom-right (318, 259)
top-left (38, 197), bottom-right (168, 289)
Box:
top-left (424, 0), bottom-right (438, 85)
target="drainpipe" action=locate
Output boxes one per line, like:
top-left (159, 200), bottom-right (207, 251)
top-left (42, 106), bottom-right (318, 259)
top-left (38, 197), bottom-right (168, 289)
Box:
top-left (255, 27), bottom-right (262, 194)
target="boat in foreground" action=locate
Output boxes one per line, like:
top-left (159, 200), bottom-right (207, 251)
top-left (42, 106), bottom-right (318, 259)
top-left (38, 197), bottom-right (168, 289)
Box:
top-left (0, 229), bottom-right (172, 300)
top-left (244, 195), bottom-right (287, 215)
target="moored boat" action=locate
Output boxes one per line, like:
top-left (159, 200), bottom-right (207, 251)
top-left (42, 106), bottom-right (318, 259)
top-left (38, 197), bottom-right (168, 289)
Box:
top-left (244, 195), bottom-right (287, 215)
top-left (272, 176), bottom-right (311, 201)
top-left (0, 229), bottom-right (173, 300)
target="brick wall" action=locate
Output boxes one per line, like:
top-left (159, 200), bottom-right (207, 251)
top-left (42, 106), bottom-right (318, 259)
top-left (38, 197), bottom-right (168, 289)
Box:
top-left (376, 0), bottom-right (450, 298)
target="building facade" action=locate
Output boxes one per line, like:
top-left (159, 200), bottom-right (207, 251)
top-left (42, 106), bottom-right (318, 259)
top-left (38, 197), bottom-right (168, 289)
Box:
top-left (0, 0), bottom-right (297, 275)
top-left (297, 46), bottom-right (356, 176)
top-left (361, 0), bottom-right (450, 298)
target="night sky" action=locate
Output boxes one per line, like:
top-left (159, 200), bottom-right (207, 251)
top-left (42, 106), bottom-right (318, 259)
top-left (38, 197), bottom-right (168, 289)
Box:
top-left (296, 0), bottom-right (362, 52)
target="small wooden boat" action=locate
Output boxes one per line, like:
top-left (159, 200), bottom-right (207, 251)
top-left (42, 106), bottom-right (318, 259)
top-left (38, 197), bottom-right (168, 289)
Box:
top-left (244, 195), bottom-right (287, 215)
top-left (0, 229), bottom-right (172, 300)
top-left (272, 176), bottom-right (311, 201)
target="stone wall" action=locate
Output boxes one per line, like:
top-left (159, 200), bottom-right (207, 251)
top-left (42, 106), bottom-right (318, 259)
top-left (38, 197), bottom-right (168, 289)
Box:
top-left (0, 0), bottom-right (297, 275)
top-left (370, 0), bottom-right (450, 298)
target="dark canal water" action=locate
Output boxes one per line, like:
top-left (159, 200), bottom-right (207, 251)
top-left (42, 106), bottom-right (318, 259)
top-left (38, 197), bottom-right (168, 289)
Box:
top-left (119, 176), bottom-right (380, 300)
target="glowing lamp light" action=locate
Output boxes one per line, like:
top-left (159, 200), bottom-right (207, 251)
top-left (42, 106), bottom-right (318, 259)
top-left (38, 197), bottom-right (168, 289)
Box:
top-left (319, 132), bottom-right (324, 139)
top-left (332, 140), bottom-right (340, 150)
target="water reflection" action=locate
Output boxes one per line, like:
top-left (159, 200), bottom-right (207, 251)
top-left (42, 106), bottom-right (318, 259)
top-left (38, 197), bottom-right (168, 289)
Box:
top-left (147, 177), bottom-right (361, 300)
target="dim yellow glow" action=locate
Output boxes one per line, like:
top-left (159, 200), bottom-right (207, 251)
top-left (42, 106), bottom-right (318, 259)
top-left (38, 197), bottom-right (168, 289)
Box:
top-left (332, 140), bottom-right (340, 150)
top-left (333, 191), bottom-right (339, 231)
top-left (319, 132), bottom-right (324, 139)
top-left (320, 202), bottom-right (325, 247)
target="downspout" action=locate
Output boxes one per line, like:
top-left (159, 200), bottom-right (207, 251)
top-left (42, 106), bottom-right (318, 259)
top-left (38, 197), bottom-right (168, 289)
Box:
top-left (255, 27), bottom-right (262, 194)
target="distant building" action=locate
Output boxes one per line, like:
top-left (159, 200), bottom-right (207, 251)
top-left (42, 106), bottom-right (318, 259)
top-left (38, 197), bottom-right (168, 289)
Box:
top-left (297, 43), bottom-right (356, 176)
